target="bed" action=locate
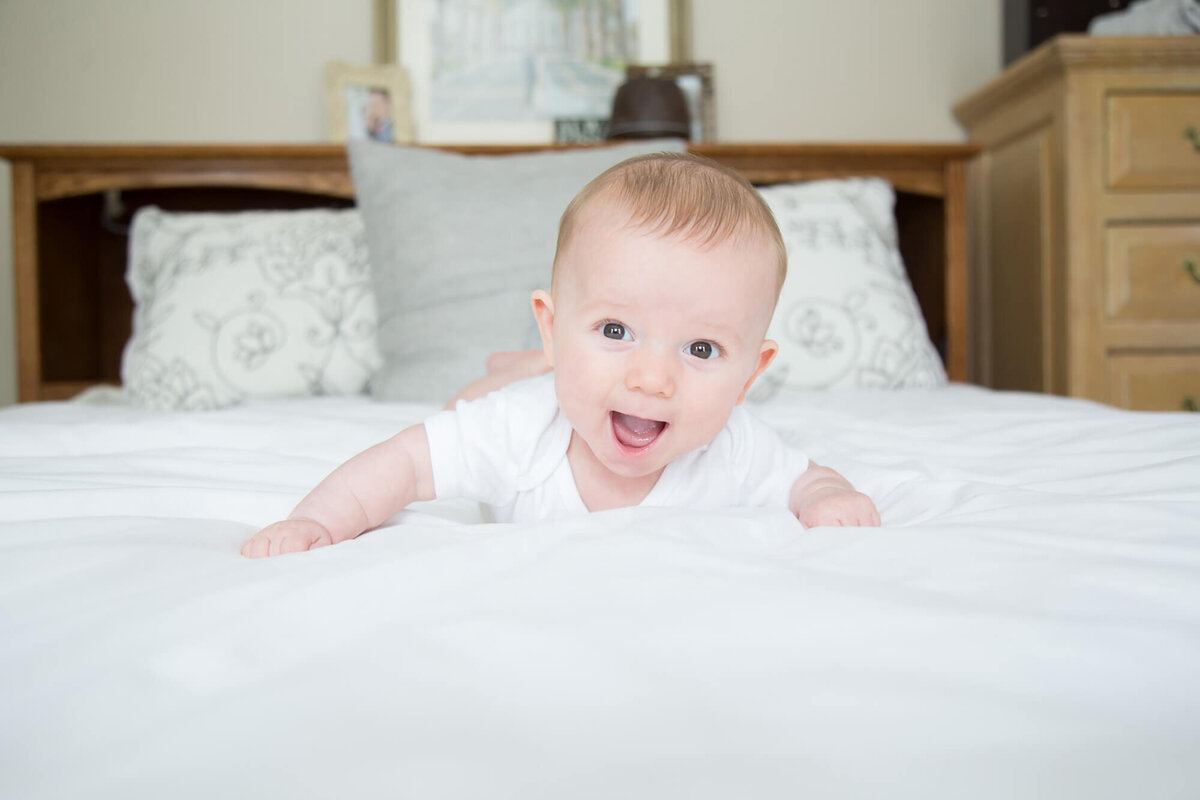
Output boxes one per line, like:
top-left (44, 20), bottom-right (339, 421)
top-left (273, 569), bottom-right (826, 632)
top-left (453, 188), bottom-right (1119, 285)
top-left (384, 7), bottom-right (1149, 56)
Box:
top-left (1, 142), bottom-right (1198, 799)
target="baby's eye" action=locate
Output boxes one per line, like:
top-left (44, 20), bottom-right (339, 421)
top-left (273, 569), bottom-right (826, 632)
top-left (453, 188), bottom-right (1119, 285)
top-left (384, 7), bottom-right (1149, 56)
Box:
top-left (602, 322), bottom-right (629, 340)
top-left (688, 341), bottom-right (719, 360)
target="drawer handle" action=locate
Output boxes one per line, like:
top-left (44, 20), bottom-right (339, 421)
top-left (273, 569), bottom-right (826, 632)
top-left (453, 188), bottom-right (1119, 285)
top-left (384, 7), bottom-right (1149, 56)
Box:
top-left (1185, 126), bottom-right (1200, 151)
top-left (1184, 395), bottom-right (1199, 412)
top-left (1185, 259), bottom-right (1200, 284)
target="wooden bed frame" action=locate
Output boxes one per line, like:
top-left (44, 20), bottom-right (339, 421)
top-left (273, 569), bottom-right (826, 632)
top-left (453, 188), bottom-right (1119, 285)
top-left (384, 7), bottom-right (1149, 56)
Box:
top-left (0, 143), bottom-right (977, 402)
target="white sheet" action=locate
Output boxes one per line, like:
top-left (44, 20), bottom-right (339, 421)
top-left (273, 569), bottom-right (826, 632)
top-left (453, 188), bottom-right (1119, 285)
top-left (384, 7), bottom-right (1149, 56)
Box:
top-left (2, 386), bottom-right (1198, 799)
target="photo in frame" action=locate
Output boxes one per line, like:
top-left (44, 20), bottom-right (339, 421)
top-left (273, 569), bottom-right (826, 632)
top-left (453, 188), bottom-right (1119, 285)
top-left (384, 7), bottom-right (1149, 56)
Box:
top-left (626, 62), bottom-right (714, 142)
top-left (324, 61), bottom-right (415, 143)
top-left (390, 0), bottom-right (688, 143)
top-left (554, 118), bottom-right (611, 144)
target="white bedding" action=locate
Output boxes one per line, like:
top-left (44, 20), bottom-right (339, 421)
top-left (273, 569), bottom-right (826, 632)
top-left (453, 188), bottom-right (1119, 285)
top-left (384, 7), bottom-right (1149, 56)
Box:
top-left (2, 386), bottom-right (1198, 799)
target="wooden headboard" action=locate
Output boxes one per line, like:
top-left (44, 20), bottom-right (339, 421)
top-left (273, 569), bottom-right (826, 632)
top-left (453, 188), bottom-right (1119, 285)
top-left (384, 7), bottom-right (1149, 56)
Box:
top-left (0, 142), bottom-right (977, 402)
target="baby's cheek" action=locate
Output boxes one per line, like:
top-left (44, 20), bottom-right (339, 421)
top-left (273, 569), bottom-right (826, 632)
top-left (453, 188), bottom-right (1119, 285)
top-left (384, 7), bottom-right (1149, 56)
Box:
top-left (553, 375), bottom-right (595, 429)
top-left (686, 400), bottom-right (736, 447)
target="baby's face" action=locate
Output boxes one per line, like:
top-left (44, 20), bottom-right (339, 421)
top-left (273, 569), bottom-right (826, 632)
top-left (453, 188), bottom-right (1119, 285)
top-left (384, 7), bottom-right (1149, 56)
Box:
top-left (534, 202), bottom-right (779, 482)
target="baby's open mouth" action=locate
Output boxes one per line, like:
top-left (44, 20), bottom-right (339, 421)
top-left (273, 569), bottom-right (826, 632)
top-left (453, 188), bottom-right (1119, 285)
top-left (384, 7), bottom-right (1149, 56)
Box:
top-left (611, 411), bottom-right (667, 449)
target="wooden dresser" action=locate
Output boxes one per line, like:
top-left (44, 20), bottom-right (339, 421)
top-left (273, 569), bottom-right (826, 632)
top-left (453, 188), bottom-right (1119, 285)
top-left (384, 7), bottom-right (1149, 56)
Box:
top-left (954, 35), bottom-right (1200, 411)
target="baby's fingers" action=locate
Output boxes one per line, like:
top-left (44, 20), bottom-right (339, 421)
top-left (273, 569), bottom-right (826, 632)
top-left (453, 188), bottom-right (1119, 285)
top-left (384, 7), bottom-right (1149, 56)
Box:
top-left (242, 519), bottom-right (334, 558)
top-left (857, 496), bottom-right (882, 527)
top-left (832, 492), bottom-right (879, 528)
top-left (277, 531), bottom-right (321, 555)
top-left (843, 500), bottom-right (881, 528)
top-left (242, 534), bottom-right (273, 559)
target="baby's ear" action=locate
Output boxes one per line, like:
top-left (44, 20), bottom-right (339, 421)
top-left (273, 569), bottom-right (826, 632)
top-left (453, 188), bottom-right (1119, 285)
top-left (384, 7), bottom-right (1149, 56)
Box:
top-left (531, 290), bottom-right (556, 366)
top-left (736, 339), bottom-right (778, 404)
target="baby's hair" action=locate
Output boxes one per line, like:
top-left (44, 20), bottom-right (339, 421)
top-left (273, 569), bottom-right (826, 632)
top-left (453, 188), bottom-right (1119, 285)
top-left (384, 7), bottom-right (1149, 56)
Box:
top-left (554, 151), bottom-right (787, 294)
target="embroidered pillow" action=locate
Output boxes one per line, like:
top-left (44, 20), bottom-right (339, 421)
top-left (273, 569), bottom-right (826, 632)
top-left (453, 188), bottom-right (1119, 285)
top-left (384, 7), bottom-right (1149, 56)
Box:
top-left (749, 179), bottom-right (947, 400)
top-left (121, 207), bottom-right (381, 410)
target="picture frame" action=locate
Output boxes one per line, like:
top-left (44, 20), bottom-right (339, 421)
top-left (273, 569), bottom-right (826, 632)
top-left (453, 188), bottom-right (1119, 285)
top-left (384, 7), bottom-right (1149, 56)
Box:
top-left (324, 61), bottom-right (415, 144)
top-left (385, 0), bottom-right (691, 144)
top-left (625, 62), bottom-right (714, 142)
top-left (554, 118), bottom-right (611, 144)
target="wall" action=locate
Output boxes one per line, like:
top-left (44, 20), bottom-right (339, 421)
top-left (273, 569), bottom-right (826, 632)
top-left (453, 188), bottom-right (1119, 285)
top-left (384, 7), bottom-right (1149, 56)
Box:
top-left (0, 0), bottom-right (1002, 406)
top-left (693, 0), bottom-right (1002, 141)
top-left (0, 0), bottom-right (377, 405)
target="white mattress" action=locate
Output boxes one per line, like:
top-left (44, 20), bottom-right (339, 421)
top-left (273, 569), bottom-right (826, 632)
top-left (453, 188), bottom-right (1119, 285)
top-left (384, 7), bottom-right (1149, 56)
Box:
top-left (2, 386), bottom-right (1198, 799)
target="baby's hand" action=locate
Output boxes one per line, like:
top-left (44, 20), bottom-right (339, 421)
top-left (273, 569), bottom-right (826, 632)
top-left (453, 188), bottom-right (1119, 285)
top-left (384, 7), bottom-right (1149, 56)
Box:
top-left (241, 517), bottom-right (333, 558)
top-left (794, 486), bottom-right (881, 529)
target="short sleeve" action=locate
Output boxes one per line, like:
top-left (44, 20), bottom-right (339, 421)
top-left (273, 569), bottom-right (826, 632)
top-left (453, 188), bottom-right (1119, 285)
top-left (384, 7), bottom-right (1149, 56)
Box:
top-left (726, 407), bottom-right (810, 509)
top-left (649, 407), bottom-right (809, 512)
top-left (423, 374), bottom-right (567, 506)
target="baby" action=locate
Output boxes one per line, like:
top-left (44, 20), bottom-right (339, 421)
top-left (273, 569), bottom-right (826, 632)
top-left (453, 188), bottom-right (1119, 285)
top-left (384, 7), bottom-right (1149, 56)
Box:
top-left (242, 152), bottom-right (879, 558)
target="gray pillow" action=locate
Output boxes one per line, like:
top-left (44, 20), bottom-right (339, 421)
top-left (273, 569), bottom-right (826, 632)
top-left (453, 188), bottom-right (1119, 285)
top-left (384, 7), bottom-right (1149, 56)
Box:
top-left (347, 139), bottom-right (687, 403)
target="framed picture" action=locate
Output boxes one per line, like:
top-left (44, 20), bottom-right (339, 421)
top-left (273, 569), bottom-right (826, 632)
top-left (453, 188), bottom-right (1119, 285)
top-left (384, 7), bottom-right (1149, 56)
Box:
top-left (554, 117), bottom-right (611, 144)
top-left (388, 0), bottom-right (690, 144)
top-left (626, 62), bottom-right (714, 142)
top-left (324, 61), bottom-right (415, 143)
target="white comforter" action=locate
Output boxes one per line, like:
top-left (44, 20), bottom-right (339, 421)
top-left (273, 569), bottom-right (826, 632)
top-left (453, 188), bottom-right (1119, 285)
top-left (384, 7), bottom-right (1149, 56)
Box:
top-left (2, 386), bottom-right (1198, 799)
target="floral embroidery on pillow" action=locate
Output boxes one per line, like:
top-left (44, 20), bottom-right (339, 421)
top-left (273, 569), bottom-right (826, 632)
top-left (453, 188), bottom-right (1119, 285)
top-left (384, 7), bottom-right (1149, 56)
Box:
top-left (751, 179), bottom-right (946, 399)
top-left (122, 208), bottom-right (381, 410)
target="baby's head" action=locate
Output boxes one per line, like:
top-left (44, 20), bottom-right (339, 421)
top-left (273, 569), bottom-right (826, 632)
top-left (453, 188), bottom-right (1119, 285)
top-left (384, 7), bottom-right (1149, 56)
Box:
top-left (531, 152), bottom-right (788, 482)
top-left (551, 151), bottom-right (787, 300)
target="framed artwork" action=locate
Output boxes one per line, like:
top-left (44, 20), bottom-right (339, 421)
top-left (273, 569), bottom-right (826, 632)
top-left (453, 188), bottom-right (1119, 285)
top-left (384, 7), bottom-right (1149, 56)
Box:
top-left (626, 62), bottom-right (714, 142)
top-left (554, 118), bottom-right (611, 144)
top-left (387, 0), bottom-right (691, 144)
top-left (324, 61), bottom-right (415, 143)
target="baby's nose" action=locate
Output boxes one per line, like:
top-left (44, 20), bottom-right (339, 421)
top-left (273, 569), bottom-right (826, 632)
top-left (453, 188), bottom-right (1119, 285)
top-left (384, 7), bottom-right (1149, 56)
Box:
top-left (625, 352), bottom-right (676, 398)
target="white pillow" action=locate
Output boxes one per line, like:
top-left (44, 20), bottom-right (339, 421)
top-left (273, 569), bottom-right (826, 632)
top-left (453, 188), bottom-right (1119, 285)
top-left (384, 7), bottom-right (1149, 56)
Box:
top-left (121, 207), bottom-right (382, 410)
top-left (752, 179), bottom-right (947, 400)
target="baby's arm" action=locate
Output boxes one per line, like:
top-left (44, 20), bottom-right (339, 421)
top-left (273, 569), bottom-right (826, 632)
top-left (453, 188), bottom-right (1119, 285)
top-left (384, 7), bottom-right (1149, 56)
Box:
top-left (241, 424), bottom-right (436, 558)
top-left (789, 461), bottom-right (881, 528)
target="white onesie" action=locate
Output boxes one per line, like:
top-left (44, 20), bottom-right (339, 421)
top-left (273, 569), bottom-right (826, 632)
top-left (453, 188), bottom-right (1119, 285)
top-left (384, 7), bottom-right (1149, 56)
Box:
top-left (423, 373), bottom-right (809, 523)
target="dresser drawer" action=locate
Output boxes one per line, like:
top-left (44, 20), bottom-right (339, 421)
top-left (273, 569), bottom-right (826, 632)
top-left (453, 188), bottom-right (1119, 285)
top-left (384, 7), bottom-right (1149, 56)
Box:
top-left (1108, 92), bottom-right (1200, 189)
top-left (1108, 351), bottom-right (1200, 411)
top-left (1106, 224), bottom-right (1200, 321)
